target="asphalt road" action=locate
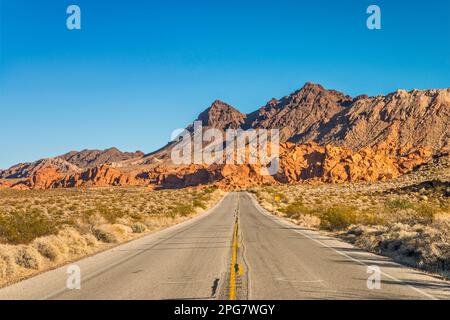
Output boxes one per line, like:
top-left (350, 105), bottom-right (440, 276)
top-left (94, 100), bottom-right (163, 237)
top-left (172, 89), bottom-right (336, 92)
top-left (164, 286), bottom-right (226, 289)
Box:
top-left (0, 192), bottom-right (449, 300)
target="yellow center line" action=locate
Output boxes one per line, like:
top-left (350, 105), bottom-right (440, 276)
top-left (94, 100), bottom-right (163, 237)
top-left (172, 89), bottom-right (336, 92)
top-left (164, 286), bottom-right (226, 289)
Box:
top-left (229, 217), bottom-right (239, 300)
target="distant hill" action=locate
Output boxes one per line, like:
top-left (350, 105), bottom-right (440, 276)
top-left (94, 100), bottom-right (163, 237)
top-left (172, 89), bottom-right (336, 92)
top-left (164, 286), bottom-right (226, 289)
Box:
top-left (0, 148), bottom-right (144, 179)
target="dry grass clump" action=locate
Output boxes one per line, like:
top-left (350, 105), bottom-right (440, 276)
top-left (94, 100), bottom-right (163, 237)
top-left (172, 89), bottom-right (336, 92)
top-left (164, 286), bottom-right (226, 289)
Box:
top-left (93, 224), bottom-right (132, 243)
top-left (279, 201), bottom-right (312, 219)
top-left (168, 203), bottom-right (195, 218)
top-left (33, 239), bottom-right (61, 262)
top-left (131, 222), bottom-right (147, 233)
top-left (14, 247), bottom-right (42, 270)
top-left (0, 186), bottom-right (223, 286)
top-left (0, 249), bottom-right (16, 278)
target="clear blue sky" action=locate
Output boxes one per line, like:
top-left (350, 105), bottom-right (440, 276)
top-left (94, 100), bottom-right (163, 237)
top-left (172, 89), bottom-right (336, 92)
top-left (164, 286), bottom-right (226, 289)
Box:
top-left (0, 0), bottom-right (449, 169)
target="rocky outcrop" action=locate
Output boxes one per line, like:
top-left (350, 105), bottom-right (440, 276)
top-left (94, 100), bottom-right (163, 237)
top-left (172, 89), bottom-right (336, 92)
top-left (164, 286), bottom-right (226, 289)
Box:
top-left (0, 179), bottom-right (12, 189)
top-left (140, 143), bottom-right (433, 190)
top-left (7, 142), bottom-right (433, 190)
top-left (28, 166), bottom-right (64, 189)
top-left (278, 143), bottom-right (432, 183)
top-left (49, 165), bottom-right (148, 188)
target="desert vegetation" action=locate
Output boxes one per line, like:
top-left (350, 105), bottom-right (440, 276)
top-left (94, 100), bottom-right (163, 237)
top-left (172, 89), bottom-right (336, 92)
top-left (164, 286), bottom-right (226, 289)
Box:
top-left (0, 186), bottom-right (223, 286)
top-left (254, 155), bottom-right (450, 277)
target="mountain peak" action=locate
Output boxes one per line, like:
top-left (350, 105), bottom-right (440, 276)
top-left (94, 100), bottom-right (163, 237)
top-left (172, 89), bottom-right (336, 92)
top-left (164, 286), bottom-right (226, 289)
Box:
top-left (300, 82), bottom-right (325, 91)
top-left (196, 100), bottom-right (246, 130)
top-left (210, 99), bottom-right (229, 107)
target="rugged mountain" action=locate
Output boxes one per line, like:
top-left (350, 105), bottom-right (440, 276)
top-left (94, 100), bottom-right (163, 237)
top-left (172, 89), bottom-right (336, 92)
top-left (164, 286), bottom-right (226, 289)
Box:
top-left (247, 83), bottom-right (449, 153)
top-left (59, 147), bottom-right (144, 168)
top-left (0, 158), bottom-right (81, 180)
top-left (137, 83), bottom-right (449, 167)
top-left (2, 82), bottom-right (448, 190)
top-left (245, 82), bottom-right (353, 142)
top-left (136, 100), bottom-right (247, 165)
top-left (0, 148), bottom-right (144, 179)
top-left (314, 88), bottom-right (450, 153)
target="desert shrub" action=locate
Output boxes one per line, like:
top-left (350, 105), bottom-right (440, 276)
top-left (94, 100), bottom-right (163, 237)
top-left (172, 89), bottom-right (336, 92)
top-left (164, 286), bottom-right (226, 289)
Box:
top-left (413, 204), bottom-right (435, 224)
top-left (33, 239), bottom-right (61, 262)
top-left (0, 187), bottom-right (221, 283)
top-left (263, 187), bottom-right (276, 194)
top-left (15, 247), bottom-right (42, 270)
top-left (96, 205), bottom-right (125, 223)
top-left (386, 203), bottom-right (437, 225)
top-left (314, 198), bottom-right (324, 205)
top-left (131, 222), bottom-right (147, 233)
top-left (0, 209), bottom-right (58, 245)
top-left (84, 234), bottom-right (98, 247)
top-left (317, 206), bottom-right (358, 231)
top-left (93, 227), bottom-right (118, 243)
top-left (0, 249), bottom-right (16, 278)
top-left (385, 199), bottom-right (414, 211)
top-left (439, 200), bottom-right (450, 211)
top-left (93, 224), bottom-right (131, 243)
top-left (279, 201), bottom-right (312, 219)
top-left (193, 199), bottom-right (207, 209)
top-left (192, 189), bottom-right (216, 209)
top-left (358, 211), bottom-right (386, 226)
top-left (204, 186), bottom-right (218, 194)
top-left (169, 204), bottom-right (194, 218)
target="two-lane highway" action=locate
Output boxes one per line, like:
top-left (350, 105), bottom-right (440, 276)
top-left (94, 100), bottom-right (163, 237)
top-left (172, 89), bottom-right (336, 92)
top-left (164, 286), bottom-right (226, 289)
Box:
top-left (0, 192), bottom-right (449, 300)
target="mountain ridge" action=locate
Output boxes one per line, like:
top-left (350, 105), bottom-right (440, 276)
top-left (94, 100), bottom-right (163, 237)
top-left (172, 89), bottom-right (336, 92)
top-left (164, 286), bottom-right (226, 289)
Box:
top-left (0, 148), bottom-right (144, 179)
top-left (194, 82), bottom-right (449, 153)
top-left (1, 82), bottom-right (448, 189)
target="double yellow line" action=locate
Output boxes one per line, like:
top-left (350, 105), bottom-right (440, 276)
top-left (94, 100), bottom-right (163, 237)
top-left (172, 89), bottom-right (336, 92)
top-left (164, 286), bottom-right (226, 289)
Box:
top-left (229, 216), bottom-right (239, 300)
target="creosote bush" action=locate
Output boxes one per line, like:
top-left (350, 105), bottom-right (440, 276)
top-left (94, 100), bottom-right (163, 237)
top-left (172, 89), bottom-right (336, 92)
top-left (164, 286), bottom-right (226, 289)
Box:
top-left (385, 199), bottom-right (414, 211)
top-left (317, 205), bottom-right (359, 231)
top-left (169, 203), bottom-right (194, 218)
top-left (279, 201), bottom-right (312, 219)
top-left (0, 209), bottom-right (58, 245)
